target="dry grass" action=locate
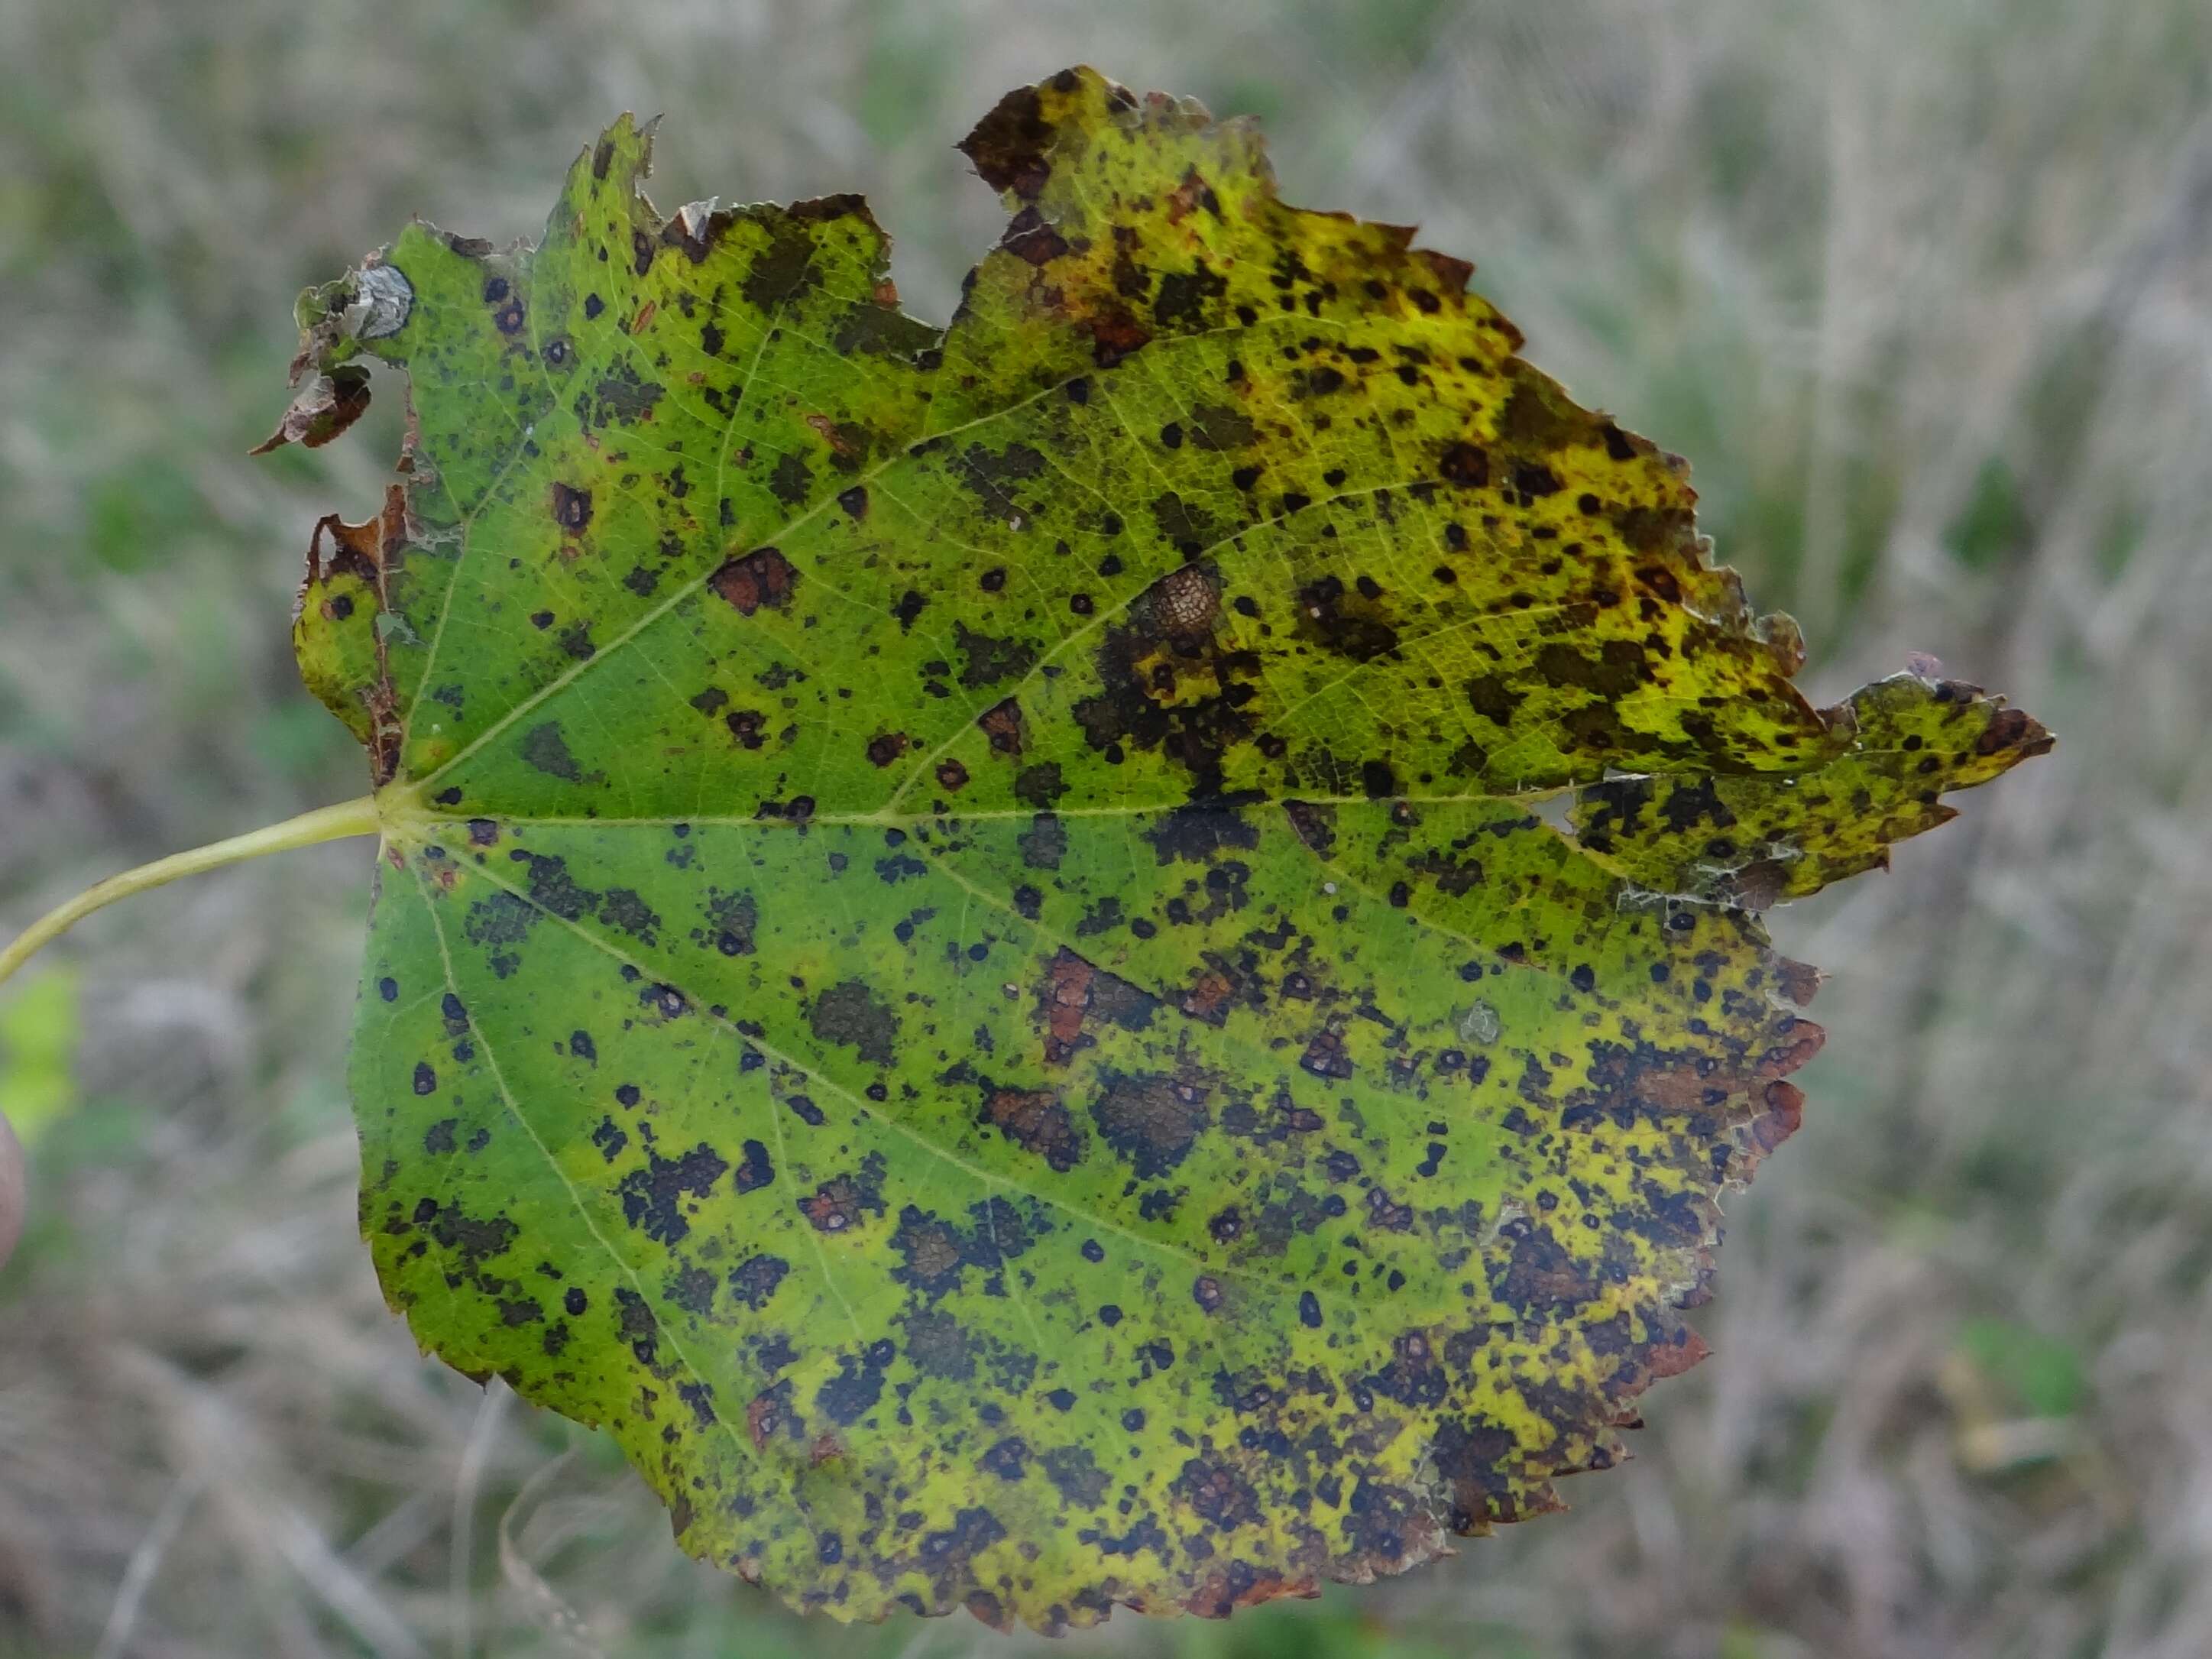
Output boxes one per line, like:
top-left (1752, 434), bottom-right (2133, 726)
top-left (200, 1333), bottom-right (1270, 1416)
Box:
top-left (2, 1), bottom-right (2208, 1654)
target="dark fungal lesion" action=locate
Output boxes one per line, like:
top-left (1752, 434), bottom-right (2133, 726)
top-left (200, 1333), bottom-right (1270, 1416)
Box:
top-left (708, 546), bottom-right (798, 616)
top-left (550, 480), bottom-right (593, 530)
top-left (1089, 1067), bottom-right (1212, 1178)
top-left (976, 1083), bottom-right (1087, 1171)
top-left (1034, 947), bottom-right (1160, 1067)
top-left (518, 721), bottom-right (591, 782)
top-left (806, 980), bottom-right (899, 1066)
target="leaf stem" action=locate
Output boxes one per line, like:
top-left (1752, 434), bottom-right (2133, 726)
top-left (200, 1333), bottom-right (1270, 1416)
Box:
top-left (0, 795), bottom-right (382, 989)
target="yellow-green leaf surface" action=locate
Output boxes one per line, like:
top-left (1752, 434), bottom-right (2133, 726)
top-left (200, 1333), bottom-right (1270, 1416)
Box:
top-left (274, 69), bottom-right (2049, 1630)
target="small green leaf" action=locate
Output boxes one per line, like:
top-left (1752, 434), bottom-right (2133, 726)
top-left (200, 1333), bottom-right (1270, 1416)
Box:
top-left (0, 967), bottom-right (79, 1148)
top-left (1955, 1317), bottom-right (2085, 1421)
top-left (270, 68), bottom-right (2048, 1630)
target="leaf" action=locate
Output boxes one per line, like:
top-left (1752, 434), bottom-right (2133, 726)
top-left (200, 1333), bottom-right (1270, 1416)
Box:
top-left (1572, 669), bottom-right (2053, 907)
top-left (273, 68), bottom-right (2048, 1630)
top-left (0, 966), bottom-right (79, 1148)
top-left (1953, 1317), bottom-right (2084, 1422)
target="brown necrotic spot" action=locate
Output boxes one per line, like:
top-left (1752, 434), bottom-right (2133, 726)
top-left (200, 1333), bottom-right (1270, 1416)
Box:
top-left (1596, 419), bottom-right (1642, 461)
top-left (1489, 1220), bottom-right (1599, 1314)
top-left (1512, 461), bottom-right (1563, 497)
top-left (551, 482), bottom-right (592, 530)
top-left (1179, 967), bottom-right (1238, 1025)
top-left (1091, 1068), bottom-right (1208, 1178)
top-left (710, 546), bottom-right (798, 616)
top-left (1433, 1415), bottom-right (1539, 1530)
top-left (980, 1086), bottom-right (1084, 1171)
top-left (976, 697), bottom-right (1026, 756)
top-left (662, 203), bottom-right (730, 266)
top-left (1001, 205), bottom-right (1071, 264)
top-left (1282, 799), bottom-right (1337, 857)
top-left (1438, 441), bottom-right (1489, 488)
top-left (733, 1139), bottom-right (775, 1194)
top-left (1975, 705), bottom-right (2045, 756)
top-left (746, 1383), bottom-right (797, 1450)
top-left (1300, 1028), bottom-right (1355, 1081)
top-left (960, 85), bottom-right (1054, 198)
top-left (978, 1435), bottom-right (1029, 1481)
top-left (1174, 1457), bottom-right (1261, 1530)
top-left (892, 1207), bottom-right (971, 1297)
top-left (1088, 308), bottom-right (1152, 368)
top-left (1035, 948), bottom-right (1161, 1068)
top-left (803, 1169), bottom-right (884, 1233)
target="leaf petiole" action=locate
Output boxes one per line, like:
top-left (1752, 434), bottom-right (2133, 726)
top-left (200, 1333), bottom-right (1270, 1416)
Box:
top-left (0, 795), bottom-right (382, 989)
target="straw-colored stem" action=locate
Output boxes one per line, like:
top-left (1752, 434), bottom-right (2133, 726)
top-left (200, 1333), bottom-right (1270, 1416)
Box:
top-left (0, 795), bottom-right (381, 988)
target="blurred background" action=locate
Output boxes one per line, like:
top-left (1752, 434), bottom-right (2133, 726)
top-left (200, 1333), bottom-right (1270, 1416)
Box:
top-left (2, 1), bottom-right (2207, 1654)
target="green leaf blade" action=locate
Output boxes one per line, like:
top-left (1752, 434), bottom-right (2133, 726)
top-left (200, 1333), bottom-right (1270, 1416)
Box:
top-left (359, 795), bottom-right (1811, 1625)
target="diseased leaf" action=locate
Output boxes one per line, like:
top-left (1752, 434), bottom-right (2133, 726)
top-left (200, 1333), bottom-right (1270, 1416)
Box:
top-left (1572, 670), bottom-right (2053, 906)
top-left (274, 68), bottom-right (2048, 1631)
